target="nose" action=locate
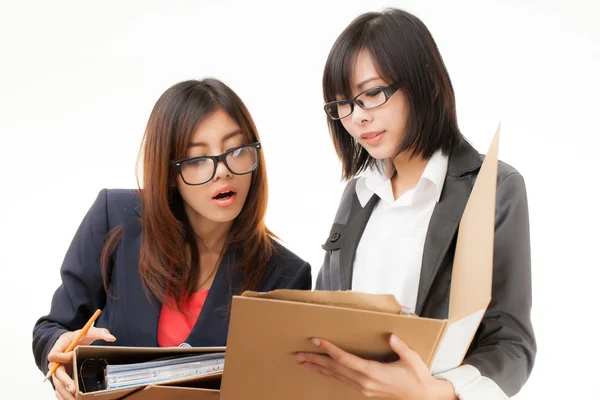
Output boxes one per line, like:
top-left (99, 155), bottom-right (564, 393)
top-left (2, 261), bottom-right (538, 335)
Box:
top-left (212, 159), bottom-right (232, 181)
top-left (350, 103), bottom-right (373, 126)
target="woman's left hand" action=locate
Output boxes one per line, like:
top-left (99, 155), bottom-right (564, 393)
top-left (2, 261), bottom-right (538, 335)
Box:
top-left (296, 334), bottom-right (457, 400)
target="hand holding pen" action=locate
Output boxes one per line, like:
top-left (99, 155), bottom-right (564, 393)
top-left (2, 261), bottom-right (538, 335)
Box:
top-left (45, 310), bottom-right (116, 400)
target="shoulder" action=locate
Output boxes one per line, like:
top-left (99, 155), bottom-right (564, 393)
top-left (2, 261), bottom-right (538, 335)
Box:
top-left (88, 189), bottom-right (140, 229)
top-left (470, 156), bottom-right (528, 220)
top-left (476, 155), bottom-right (527, 192)
top-left (269, 239), bottom-right (309, 270)
top-left (451, 136), bottom-right (525, 188)
top-left (104, 188), bottom-right (140, 209)
top-left (260, 238), bottom-right (312, 290)
top-left (477, 153), bottom-right (521, 180)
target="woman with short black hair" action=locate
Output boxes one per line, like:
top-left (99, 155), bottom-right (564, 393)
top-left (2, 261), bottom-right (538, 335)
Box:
top-left (298, 8), bottom-right (535, 400)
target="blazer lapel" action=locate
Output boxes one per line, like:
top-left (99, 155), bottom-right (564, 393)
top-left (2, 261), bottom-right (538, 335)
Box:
top-left (414, 175), bottom-right (471, 314)
top-left (339, 194), bottom-right (379, 290)
top-left (415, 138), bottom-right (483, 315)
top-left (122, 204), bottom-right (162, 346)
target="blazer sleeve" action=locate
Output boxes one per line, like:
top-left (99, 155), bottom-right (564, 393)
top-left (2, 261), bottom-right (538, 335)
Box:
top-left (462, 172), bottom-right (536, 397)
top-left (32, 189), bottom-right (110, 376)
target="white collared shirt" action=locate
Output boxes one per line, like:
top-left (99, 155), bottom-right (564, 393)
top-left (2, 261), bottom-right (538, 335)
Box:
top-left (352, 149), bottom-right (448, 313)
top-left (351, 150), bottom-right (508, 400)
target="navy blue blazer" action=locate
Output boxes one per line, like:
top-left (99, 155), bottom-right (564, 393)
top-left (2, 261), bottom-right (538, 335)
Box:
top-left (33, 189), bottom-right (312, 376)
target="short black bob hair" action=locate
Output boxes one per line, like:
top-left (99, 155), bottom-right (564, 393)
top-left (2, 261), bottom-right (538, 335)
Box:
top-left (323, 8), bottom-right (462, 179)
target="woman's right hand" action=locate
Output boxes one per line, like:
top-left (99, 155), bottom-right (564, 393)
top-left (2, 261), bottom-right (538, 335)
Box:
top-left (48, 327), bottom-right (116, 399)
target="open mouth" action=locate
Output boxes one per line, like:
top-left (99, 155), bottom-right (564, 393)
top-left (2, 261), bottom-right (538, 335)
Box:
top-left (213, 190), bottom-right (236, 200)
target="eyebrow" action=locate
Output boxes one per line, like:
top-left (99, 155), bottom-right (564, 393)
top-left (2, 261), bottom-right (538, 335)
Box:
top-left (356, 77), bottom-right (382, 91)
top-left (188, 129), bottom-right (243, 148)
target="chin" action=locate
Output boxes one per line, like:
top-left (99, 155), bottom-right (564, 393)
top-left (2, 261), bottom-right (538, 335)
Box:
top-left (208, 209), bottom-right (242, 224)
top-left (365, 147), bottom-right (396, 160)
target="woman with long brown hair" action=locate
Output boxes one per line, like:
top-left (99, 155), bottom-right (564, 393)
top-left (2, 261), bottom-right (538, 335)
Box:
top-left (32, 78), bottom-right (312, 399)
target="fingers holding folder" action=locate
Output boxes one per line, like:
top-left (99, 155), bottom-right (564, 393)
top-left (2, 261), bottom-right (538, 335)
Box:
top-left (47, 325), bottom-right (116, 399)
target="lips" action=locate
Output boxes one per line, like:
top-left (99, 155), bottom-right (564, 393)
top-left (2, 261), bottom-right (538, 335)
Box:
top-left (212, 185), bottom-right (238, 208)
top-left (360, 130), bottom-right (385, 140)
top-left (360, 130), bottom-right (385, 145)
top-left (212, 185), bottom-right (238, 200)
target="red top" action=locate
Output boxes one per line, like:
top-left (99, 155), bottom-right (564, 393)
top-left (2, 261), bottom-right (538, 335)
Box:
top-left (157, 290), bottom-right (209, 347)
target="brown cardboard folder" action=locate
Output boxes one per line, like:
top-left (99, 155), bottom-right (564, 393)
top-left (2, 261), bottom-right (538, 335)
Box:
top-left (219, 127), bottom-right (500, 400)
top-left (72, 127), bottom-right (499, 400)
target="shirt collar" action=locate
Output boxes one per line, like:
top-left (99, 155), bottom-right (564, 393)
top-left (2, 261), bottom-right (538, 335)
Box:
top-left (421, 149), bottom-right (449, 203)
top-left (355, 158), bottom-right (394, 207)
top-left (355, 150), bottom-right (449, 207)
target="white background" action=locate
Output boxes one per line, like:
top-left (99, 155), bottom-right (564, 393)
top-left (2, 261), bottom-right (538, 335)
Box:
top-left (1, 0), bottom-right (599, 399)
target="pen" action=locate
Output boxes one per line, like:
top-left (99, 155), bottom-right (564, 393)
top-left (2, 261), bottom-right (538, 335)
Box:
top-left (43, 309), bottom-right (102, 382)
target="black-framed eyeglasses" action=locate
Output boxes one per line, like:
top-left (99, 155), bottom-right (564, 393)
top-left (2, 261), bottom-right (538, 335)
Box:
top-left (171, 142), bottom-right (261, 186)
top-left (323, 83), bottom-right (399, 120)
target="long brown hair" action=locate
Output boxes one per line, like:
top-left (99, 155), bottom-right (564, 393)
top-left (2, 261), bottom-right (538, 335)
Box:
top-left (100, 79), bottom-right (273, 309)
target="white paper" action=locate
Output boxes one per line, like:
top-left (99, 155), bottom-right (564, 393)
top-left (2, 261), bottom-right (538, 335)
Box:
top-left (105, 352), bottom-right (225, 389)
top-left (430, 309), bottom-right (485, 374)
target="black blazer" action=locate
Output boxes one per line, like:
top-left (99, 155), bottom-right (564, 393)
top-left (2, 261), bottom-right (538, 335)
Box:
top-left (316, 138), bottom-right (535, 397)
top-left (33, 189), bottom-right (312, 376)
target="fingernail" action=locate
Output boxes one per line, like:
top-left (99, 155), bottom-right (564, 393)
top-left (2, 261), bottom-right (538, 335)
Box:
top-left (390, 335), bottom-right (400, 345)
top-left (310, 338), bottom-right (321, 347)
top-left (296, 353), bottom-right (305, 362)
top-left (107, 334), bottom-right (116, 341)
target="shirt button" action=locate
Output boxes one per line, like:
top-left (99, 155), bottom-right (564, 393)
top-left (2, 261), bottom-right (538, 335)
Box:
top-left (329, 232), bottom-right (341, 242)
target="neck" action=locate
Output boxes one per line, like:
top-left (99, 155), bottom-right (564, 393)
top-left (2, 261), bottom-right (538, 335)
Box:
top-left (390, 151), bottom-right (428, 199)
top-left (184, 204), bottom-right (232, 254)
